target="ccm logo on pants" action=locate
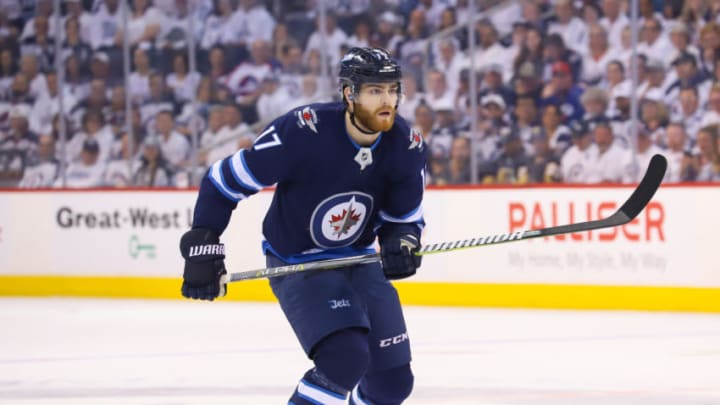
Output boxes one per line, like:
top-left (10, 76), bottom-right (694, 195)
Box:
top-left (379, 332), bottom-right (409, 348)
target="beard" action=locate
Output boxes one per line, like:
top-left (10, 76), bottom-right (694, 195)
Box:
top-left (352, 103), bottom-right (396, 133)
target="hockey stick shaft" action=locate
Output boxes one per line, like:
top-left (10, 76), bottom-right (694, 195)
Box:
top-left (227, 154), bottom-right (667, 283)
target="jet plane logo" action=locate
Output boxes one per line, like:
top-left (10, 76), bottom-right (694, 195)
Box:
top-left (408, 127), bottom-right (423, 150)
top-left (296, 107), bottom-right (318, 133)
top-left (329, 205), bottom-right (362, 238)
top-left (310, 192), bottom-right (374, 249)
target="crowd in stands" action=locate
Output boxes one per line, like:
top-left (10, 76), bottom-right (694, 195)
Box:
top-left (1, 0), bottom-right (720, 188)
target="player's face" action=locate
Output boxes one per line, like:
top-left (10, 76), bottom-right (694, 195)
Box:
top-left (353, 82), bottom-right (399, 132)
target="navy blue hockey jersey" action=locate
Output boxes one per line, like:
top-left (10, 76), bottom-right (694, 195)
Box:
top-left (199, 102), bottom-right (427, 263)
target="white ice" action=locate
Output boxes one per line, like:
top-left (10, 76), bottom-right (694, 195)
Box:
top-left (1, 298), bottom-right (719, 404)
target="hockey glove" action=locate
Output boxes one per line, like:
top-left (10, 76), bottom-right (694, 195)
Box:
top-left (378, 225), bottom-right (422, 280)
top-left (180, 228), bottom-right (227, 301)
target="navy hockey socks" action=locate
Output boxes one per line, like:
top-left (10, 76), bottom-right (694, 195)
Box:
top-left (289, 328), bottom-right (370, 404)
top-left (350, 364), bottom-right (414, 405)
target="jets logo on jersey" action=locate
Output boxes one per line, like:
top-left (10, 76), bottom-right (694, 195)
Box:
top-left (310, 192), bottom-right (374, 249)
top-left (295, 107), bottom-right (318, 133)
top-left (408, 128), bottom-right (423, 150)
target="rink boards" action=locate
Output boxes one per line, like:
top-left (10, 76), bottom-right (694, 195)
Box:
top-left (1, 185), bottom-right (719, 312)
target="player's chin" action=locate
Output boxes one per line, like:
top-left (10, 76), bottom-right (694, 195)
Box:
top-left (373, 112), bottom-right (395, 132)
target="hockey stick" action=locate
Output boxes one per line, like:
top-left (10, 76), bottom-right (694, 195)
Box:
top-left (227, 154), bottom-right (667, 283)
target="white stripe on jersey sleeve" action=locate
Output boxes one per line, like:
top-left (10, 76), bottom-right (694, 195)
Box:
top-left (351, 386), bottom-right (372, 405)
top-left (379, 204), bottom-right (424, 223)
top-left (297, 380), bottom-right (347, 405)
top-left (209, 160), bottom-right (247, 202)
top-left (229, 150), bottom-right (266, 191)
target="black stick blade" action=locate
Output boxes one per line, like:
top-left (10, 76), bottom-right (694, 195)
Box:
top-left (619, 154), bottom-right (667, 220)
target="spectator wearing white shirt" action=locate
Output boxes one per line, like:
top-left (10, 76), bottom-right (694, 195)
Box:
top-left (103, 132), bottom-right (141, 187)
top-left (603, 60), bottom-right (625, 114)
top-left (667, 52), bottom-right (712, 112)
top-left (198, 105), bottom-right (232, 167)
top-left (540, 103), bottom-right (572, 158)
top-left (373, 11), bottom-right (403, 55)
top-left (640, 90), bottom-right (668, 147)
top-left (586, 120), bottom-right (635, 184)
top-left (63, 0), bottom-right (93, 44)
top-left (206, 45), bottom-right (230, 84)
top-left (20, 0), bottom-right (56, 44)
top-left (20, 15), bottom-right (55, 72)
top-left (424, 69), bottom-right (454, 112)
top-left (133, 135), bottom-right (175, 187)
top-left (700, 84), bottom-right (720, 128)
top-left (128, 47), bottom-right (152, 104)
top-left (62, 17), bottom-right (93, 70)
top-left (639, 58), bottom-right (669, 94)
top-left (664, 122), bottom-right (690, 182)
top-left (693, 125), bottom-right (720, 181)
top-left (489, 0), bottom-right (522, 37)
top-left (397, 73), bottom-right (425, 126)
top-left (278, 43), bottom-right (305, 98)
top-left (679, 0), bottom-right (711, 38)
top-left (580, 86), bottom-right (609, 124)
top-left (221, 103), bottom-right (254, 151)
top-left (615, 25), bottom-right (638, 71)
top-left (200, 0), bottom-right (236, 50)
top-left (560, 121), bottom-right (597, 183)
top-left (294, 73), bottom-right (333, 108)
top-left (600, 0), bottom-right (629, 53)
top-left (30, 70), bottom-right (78, 135)
top-left (304, 12), bottom-right (348, 66)
top-left (397, 9), bottom-right (429, 74)
top-left (548, 0), bottom-right (587, 54)
top-left (63, 53), bottom-right (91, 103)
top-left (414, 0), bottom-right (447, 31)
top-left (432, 38), bottom-right (464, 96)
top-left (139, 73), bottom-right (177, 132)
top-left (121, 0), bottom-right (163, 46)
top-left (518, 0), bottom-right (545, 31)
top-left (672, 86), bottom-right (705, 144)
top-left (697, 20), bottom-right (720, 74)
top-left (256, 72), bottom-right (294, 124)
top-left (667, 22), bottom-right (699, 72)
top-left (224, 38), bottom-right (279, 117)
top-left (581, 24), bottom-right (618, 86)
top-left (0, 104), bottom-right (39, 182)
top-left (227, 0), bottom-right (276, 47)
top-left (68, 78), bottom-right (109, 131)
top-left (67, 109), bottom-right (115, 163)
top-left (153, 110), bottom-right (190, 168)
top-left (88, 0), bottom-right (122, 50)
top-left (18, 134), bottom-right (59, 188)
top-left (55, 138), bottom-right (106, 188)
top-left (166, 52), bottom-right (201, 103)
top-left (154, 0), bottom-right (205, 51)
top-left (469, 19), bottom-right (513, 82)
top-left (345, 18), bottom-right (371, 49)
top-left (637, 17), bottom-right (675, 62)
top-left (19, 54), bottom-right (48, 101)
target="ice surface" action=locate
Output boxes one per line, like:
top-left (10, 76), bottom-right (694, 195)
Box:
top-left (1, 298), bottom-right (719, 404)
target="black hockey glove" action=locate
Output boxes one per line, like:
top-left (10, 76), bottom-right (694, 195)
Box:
top-left (180, 228), bottom-right (227, 301)
top-left (378, 225), bottom-right (422, 280)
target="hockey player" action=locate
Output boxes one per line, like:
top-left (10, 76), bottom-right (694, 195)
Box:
top-left (180, 47), bottom-right (427, 404)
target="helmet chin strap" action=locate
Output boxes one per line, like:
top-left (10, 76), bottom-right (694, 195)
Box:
top-left (349, 102), bottom-right (379, 135)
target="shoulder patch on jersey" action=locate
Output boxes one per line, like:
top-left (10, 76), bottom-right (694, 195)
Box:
top-left (408, 127), bottom-right (423, 150)
top-left (295, 106), bottom-right (318, 133)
